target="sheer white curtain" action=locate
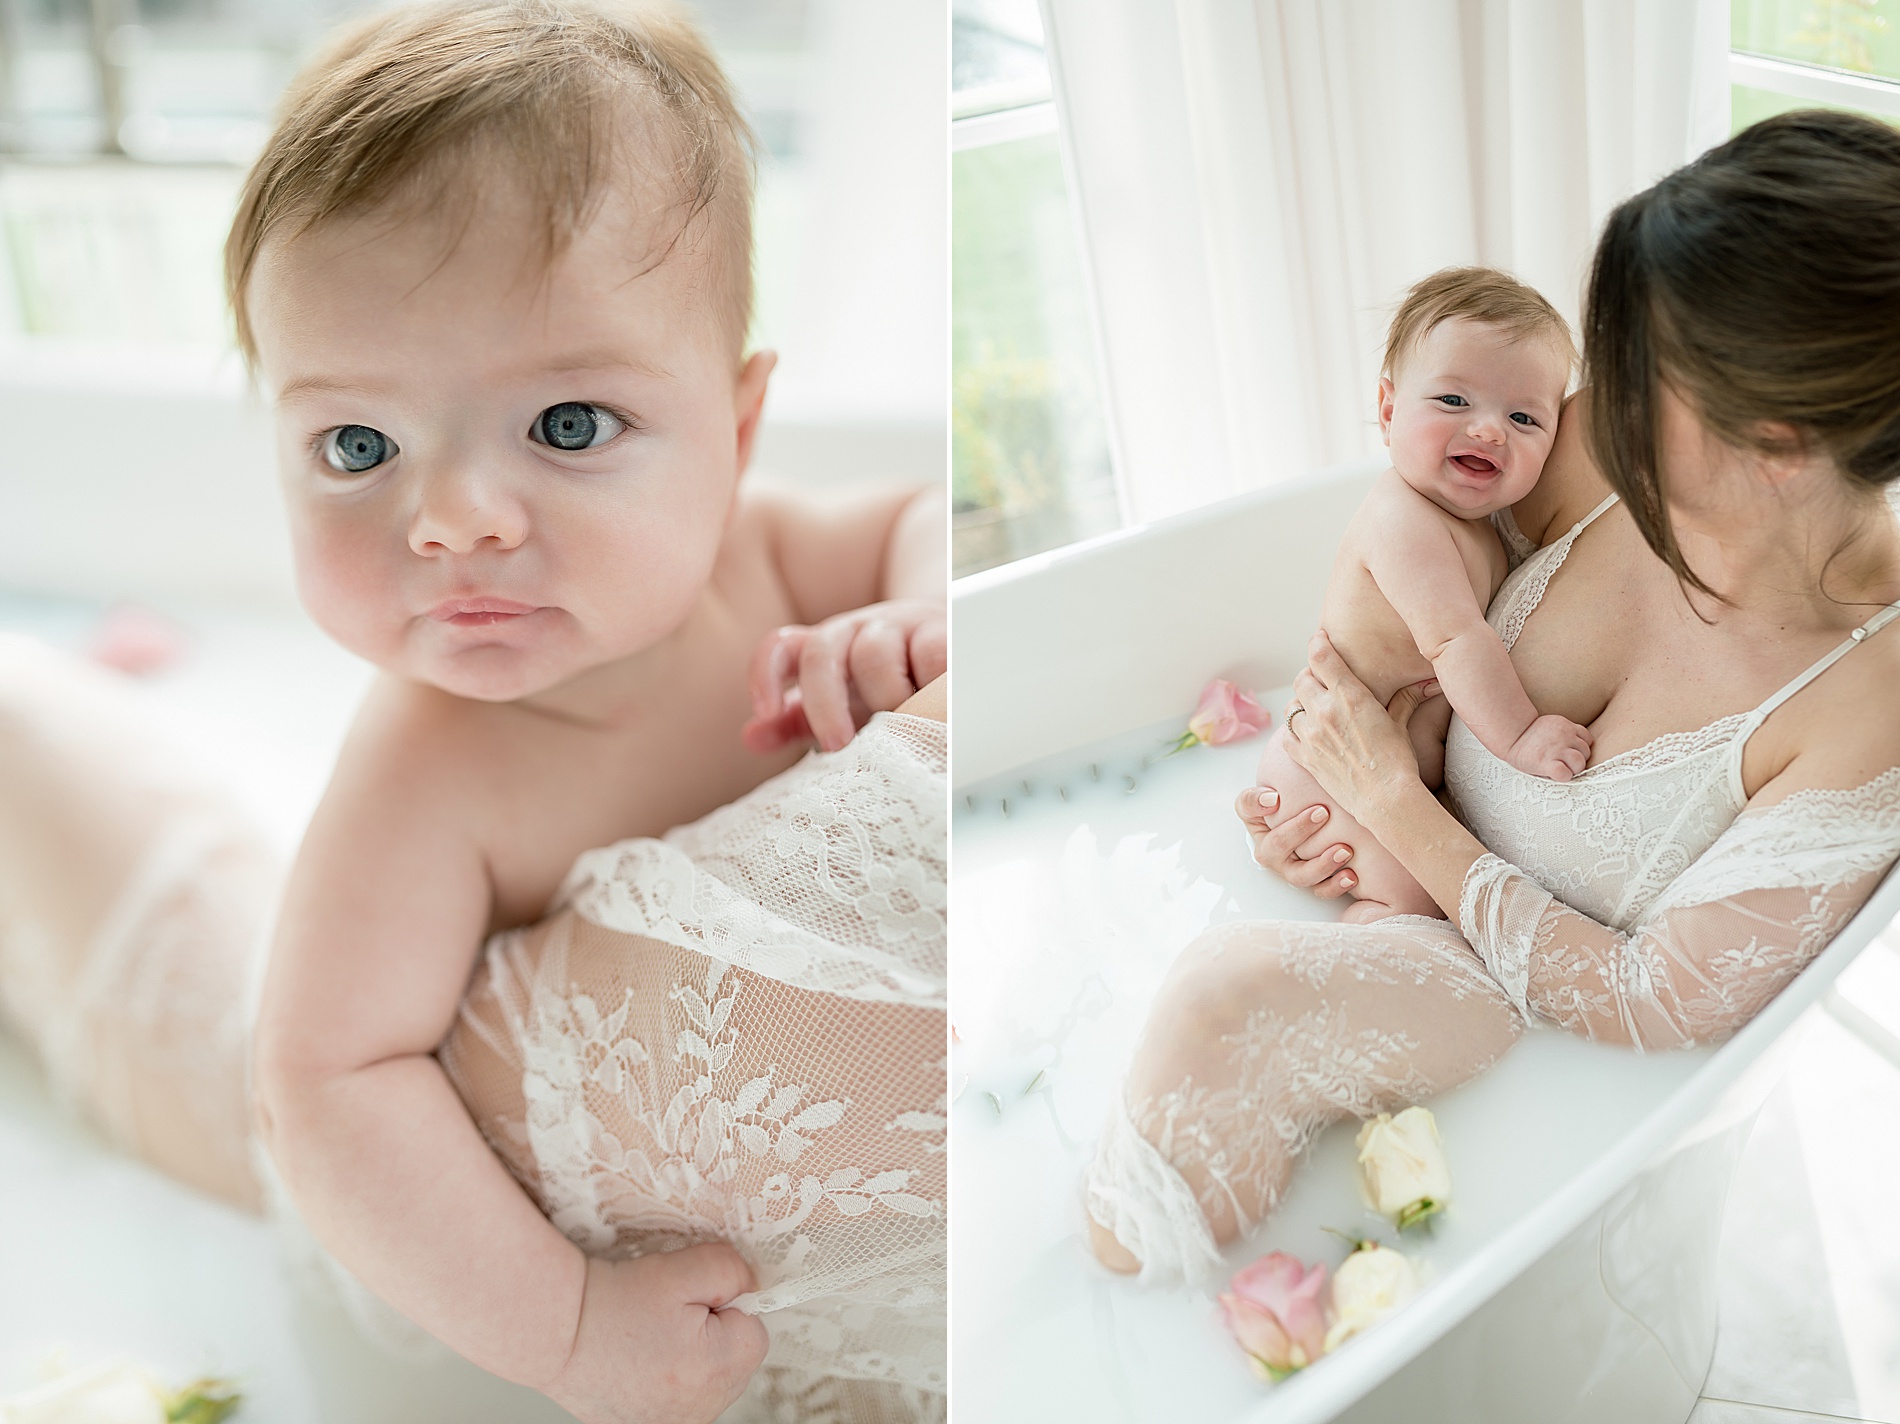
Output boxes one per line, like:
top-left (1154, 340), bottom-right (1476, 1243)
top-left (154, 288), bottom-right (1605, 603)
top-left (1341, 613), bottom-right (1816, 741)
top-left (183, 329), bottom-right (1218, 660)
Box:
top-left (1043, 0), bottom-right (1729, 524)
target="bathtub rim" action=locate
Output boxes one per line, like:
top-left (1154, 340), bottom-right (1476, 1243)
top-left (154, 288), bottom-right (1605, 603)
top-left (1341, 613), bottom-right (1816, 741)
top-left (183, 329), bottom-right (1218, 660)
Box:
top-left (1213, 854), bottom-right (1900, 1423)
top-left (951, 472), bottom-right (1900, 1421)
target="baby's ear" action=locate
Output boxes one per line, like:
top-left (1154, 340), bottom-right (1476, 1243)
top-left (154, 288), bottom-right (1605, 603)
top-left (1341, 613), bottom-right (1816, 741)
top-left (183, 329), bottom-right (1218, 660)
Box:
top-left (1376, 377), bottom-right (1397, 442)
top-left (734, 350), bottom-right (777, 476)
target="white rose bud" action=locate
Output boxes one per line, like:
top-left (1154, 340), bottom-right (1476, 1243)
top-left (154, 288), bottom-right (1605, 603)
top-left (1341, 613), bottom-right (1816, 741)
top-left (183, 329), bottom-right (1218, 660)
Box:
top-left (2, 1361), bottom-right (166, 1424)
top-left (1323, 1243), bottom-right (1419, 1353)
top-left (1356, 1106), bottom-right (1451, 1230)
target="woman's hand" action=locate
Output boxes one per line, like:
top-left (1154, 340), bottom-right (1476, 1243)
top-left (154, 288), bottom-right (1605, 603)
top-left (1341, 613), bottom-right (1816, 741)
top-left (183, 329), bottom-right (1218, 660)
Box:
top-left (544, 1247), bottom-right (768, 1424)
top-left (1233, 784), bottom-right (1359, 899)
top-left (1282, 632), bottom-right (1426, 827)
top-left (742, 599), bottom-right (948, 754)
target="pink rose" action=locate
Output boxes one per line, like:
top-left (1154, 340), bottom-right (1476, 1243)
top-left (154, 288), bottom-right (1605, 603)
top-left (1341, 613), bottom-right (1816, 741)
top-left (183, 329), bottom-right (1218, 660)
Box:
top-left (1219, 1251), bottom-right (1329, 1379)
top-left (1187, 679), bottom-right (1271, 747)
top-left (1165, 679), bottom-right (1272, 756)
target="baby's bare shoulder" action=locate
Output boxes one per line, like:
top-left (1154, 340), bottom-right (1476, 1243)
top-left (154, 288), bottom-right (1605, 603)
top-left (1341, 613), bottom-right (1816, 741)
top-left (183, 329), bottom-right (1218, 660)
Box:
top-left (327, 675), bottom-right (512, 832)
top-left (1350, 470), bottom-right (1471, 552)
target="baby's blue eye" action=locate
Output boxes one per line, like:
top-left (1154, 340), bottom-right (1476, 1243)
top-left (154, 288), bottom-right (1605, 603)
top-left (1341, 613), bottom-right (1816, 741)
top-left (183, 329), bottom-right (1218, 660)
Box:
top-left (324, 425), bottom-right (394, 474)
top-left (1510, 412), bottom-right (1536, 426)
top-left (533, 402), bottom-right (624, 451)
top-left (1436, 394), bottom-right (1469, 407)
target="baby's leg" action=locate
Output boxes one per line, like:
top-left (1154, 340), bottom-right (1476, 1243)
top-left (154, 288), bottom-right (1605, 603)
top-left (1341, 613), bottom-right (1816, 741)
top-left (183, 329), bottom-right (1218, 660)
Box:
top-left (1254, 727), bottom-right (1442, 921)
top-left (0, 635), bottom-right (272, 1210)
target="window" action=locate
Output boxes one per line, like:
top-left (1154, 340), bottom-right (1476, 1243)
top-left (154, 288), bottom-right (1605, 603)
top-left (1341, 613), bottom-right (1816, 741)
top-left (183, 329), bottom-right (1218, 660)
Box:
top-left (0, 0), bottom-right (819, 352)
top-left (951, 0), bottom-right (1119, 579)
top-left (1731, 0), bottom-right (1900, 132)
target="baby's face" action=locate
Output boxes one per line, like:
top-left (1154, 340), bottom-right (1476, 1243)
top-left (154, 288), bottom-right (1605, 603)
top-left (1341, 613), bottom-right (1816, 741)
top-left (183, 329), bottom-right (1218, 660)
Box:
top-left (248, 180), bottom-right (766, 702)
top-left (1378, 317), bottom-right (1568, 519)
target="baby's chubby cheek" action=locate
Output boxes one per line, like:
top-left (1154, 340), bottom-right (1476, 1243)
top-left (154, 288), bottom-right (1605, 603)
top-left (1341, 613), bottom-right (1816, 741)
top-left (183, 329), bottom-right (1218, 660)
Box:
top-left (286, 519), bottom-right (414, 667)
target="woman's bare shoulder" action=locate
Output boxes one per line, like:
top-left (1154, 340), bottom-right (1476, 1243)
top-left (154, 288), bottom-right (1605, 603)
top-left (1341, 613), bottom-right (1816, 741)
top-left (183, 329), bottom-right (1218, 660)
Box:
top-left (1750, 617), bottom-right (1900, 806)
top-left (1512, 390), bottom-right (1616, 546)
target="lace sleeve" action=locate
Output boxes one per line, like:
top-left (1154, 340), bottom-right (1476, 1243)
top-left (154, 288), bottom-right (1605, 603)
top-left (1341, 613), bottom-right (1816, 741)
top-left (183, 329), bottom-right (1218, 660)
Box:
top-left (1458, 769), bottom-right (1900, 1050)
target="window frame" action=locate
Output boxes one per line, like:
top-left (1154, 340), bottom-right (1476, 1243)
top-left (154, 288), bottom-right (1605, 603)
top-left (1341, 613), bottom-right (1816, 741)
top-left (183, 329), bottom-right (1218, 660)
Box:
top-left (1729, 48), bottom-right (1900, 118)
top-left (950, 1), bottom-right (1131, 583)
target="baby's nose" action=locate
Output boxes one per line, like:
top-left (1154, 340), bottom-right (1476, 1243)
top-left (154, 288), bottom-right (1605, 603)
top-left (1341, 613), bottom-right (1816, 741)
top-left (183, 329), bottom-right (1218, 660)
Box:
top-left (1467, 411), bottom-right (1507, 442)
top-left (409, 466), bottom-right (529, 555)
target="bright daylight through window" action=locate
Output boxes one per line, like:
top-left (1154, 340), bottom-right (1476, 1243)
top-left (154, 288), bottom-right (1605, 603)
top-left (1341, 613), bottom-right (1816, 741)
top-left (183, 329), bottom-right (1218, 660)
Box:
top-left (952, 0), bottom-right (1119, 579)
top-left (0, 0), bottom-right (815, 351)
top-left (1731, 0), bottom-right (1900, 130)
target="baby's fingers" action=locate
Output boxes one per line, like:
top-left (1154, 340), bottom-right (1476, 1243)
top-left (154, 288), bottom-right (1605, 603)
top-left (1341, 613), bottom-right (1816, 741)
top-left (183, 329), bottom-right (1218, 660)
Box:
top-left (909, 616), bottom-right (947, 687)
top-left (798, 620), bottom-right (860, 753)
top-left (747, 626), bottom-right (807, 721)
top-left (703, 1303), bottom-right (769, 1396)
top-left (848, 616), bottom-right (916, 712)
top-left (655, 1241), bottom-right (757, 1309)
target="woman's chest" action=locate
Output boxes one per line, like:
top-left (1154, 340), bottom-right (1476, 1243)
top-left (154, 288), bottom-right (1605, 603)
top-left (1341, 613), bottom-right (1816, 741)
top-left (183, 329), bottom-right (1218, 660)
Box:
top-left (1502, 529), bottom-right (1807, 765)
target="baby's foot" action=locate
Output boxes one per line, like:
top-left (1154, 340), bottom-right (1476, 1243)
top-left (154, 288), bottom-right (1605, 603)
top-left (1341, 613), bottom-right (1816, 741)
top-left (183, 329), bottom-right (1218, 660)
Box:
top-left (1508, 714), bottom-right (1593, 781)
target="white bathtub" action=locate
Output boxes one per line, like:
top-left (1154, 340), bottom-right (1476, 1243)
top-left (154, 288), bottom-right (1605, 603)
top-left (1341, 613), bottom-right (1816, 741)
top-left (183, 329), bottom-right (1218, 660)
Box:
top-left (948, 461), bottom-right (1900, 1424)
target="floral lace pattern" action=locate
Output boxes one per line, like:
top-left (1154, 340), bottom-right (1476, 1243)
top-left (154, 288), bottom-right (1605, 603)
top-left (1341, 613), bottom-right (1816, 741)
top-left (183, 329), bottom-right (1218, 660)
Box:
top-left (440, 714), bottom-right (947, 1417)
top-left (1461, 769), bottom-right (1900, 1049)
top-left (1088, 499), bottom-right (1900, 1280)
top-left (562, 715), bottom-right (946, 1010)
top-left (1088, 918), bottom-right (1521, 1284)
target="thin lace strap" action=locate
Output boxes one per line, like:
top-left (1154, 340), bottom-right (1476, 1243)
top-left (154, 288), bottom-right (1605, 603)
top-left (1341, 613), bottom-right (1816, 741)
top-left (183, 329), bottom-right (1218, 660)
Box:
top-left (1492, 493), bottom-right (1623, 652)
top-left (1748, 601), bottom-right (1900, 726)
top-left (1573, 492), bottom-right (1620, 533)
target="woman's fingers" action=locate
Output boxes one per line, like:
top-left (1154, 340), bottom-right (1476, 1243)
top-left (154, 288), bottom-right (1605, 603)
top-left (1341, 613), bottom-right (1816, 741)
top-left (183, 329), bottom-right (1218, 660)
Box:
top-left (1234, 785), bottom-right (1277, 826)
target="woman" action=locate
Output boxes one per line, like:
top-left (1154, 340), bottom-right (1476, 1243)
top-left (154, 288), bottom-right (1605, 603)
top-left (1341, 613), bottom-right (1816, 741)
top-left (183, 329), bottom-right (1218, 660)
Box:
top-left (1086, 109), bottom-right (1900, 1282)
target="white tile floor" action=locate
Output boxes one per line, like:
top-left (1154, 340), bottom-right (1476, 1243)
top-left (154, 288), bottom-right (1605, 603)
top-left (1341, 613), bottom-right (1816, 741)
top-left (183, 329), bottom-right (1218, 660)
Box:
top-left (1691, 928), bottom-right (1900, 1424)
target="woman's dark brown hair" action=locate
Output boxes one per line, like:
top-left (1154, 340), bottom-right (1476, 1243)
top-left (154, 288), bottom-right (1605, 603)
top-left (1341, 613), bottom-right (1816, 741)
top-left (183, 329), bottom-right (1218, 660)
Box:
top-left (1584, 109), bottom-right (1900, 599)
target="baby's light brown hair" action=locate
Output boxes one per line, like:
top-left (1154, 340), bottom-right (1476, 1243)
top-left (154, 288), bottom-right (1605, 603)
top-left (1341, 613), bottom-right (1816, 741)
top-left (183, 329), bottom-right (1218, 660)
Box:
top-left (225, 0), bottom-right (755, 364)
top-left (1382, 266), bottom-right (1577, 383)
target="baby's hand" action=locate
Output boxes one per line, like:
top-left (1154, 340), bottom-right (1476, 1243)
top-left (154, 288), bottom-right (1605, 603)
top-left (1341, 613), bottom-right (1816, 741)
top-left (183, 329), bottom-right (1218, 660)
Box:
top-left (742, 599), bottom-right (947, 754)
top-left (1508, 714), bottom-right (1593, 781)
top-left (543, 1246), bottom-right (768, 1424)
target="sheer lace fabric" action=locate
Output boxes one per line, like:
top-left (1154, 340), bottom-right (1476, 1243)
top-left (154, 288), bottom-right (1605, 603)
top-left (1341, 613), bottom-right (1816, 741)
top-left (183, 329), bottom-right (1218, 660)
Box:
top-left (1086, 499), bottom-right (1900, 1282)
top-left (440, 713), bottom-right (947, 1419)
top-left (1460, 770), bottom-right (1900, 1049)
top-left (1086, 918), bottom-right (1521, 1286)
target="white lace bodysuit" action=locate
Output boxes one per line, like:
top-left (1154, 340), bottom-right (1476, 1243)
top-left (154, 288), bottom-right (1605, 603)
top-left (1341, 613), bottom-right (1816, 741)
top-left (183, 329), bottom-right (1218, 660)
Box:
top-left (439, 713), bottom-right (948, 1422)
top-left (1085, 496), bottom-right (1900, 1285)
top-left (0, 631), bottom-right (945, 1424)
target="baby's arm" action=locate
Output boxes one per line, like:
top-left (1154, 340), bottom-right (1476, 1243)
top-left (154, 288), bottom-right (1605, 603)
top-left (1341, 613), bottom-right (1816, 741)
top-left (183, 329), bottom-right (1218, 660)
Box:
top-left (1365, 502), bottom-right (1591, 782)
top-left (253, 685), bottom-right (763, 1422)
top-left (744, 481), bottom-right (947, 753)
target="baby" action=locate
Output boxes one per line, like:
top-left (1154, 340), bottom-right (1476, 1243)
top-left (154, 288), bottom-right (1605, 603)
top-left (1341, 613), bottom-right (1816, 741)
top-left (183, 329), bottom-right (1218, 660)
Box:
top-left (1251, 268), bottom-right (1587, 922)
top-left (234, 3), bottom-right (944, 1421)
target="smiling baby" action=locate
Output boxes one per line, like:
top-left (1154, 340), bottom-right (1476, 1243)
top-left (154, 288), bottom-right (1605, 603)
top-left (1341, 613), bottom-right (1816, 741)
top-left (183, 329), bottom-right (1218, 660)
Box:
top-left (1250, 268), bottom-right (1585, 922)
